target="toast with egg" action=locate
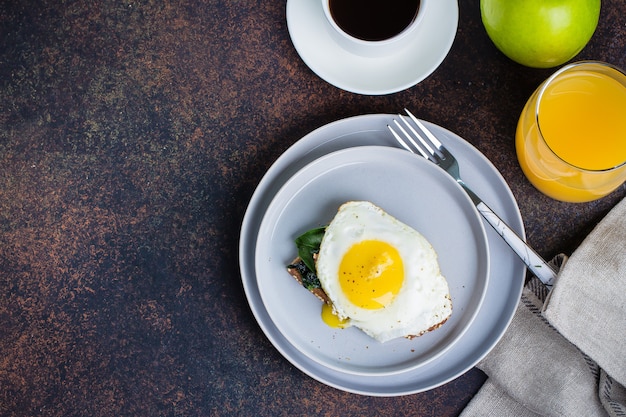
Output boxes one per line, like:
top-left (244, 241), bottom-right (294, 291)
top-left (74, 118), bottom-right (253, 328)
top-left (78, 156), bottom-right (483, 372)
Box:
top-left (287, 201), bottom-right (452, 343)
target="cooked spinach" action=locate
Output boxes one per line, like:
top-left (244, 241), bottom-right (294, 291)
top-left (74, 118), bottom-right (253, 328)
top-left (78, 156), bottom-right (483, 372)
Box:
top-left (287, 226), bottom-right (326, 289)
top-left (287, 259), bottom-right (321, 290)
top-left (294, 226), bottom-right (326, 272)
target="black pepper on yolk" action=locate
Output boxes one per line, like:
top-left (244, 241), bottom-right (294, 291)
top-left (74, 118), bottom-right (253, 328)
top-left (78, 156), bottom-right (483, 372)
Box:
top-left (338, 240), bottom-right (404, 309)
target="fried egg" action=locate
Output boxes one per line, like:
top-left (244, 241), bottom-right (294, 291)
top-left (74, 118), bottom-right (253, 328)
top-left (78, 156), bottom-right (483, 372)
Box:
top-left (316, 201), bottom-right (452, 343)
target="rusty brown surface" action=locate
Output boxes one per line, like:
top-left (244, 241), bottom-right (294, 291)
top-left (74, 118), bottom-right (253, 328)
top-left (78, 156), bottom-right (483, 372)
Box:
top-left (0, 0), bottom-right (624, 415)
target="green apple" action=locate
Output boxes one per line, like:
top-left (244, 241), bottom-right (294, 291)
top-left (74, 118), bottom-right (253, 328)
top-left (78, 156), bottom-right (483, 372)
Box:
top-left (480, 0), bottom-right (601, 68)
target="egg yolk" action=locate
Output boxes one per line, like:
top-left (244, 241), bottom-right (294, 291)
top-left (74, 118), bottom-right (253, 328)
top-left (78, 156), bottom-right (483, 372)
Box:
top-left (338, 240), bottom-right (404, 309)
top-left (321, 303), bottom-right (349, 328)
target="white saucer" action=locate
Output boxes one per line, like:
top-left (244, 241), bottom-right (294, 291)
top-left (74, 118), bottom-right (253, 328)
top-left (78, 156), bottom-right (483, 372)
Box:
top-left (286, 0), bottom-right (459, 95)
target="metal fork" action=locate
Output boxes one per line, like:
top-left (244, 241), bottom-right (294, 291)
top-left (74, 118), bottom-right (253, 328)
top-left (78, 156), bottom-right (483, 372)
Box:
top-left (388, 109), bottom-right (558, 289)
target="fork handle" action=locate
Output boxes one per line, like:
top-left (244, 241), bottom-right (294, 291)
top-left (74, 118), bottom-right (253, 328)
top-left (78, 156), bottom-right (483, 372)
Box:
top-left (459, 182), bottom-right (558, 289)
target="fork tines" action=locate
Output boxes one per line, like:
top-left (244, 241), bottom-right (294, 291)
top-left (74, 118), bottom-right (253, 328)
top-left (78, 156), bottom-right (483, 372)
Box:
top-left (387, 109), bottom-right (444, 161)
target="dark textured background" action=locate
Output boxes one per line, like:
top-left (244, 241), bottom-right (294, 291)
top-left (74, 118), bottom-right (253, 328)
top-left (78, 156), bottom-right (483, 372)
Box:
top-left (0, 0), bottom-right (624, 416)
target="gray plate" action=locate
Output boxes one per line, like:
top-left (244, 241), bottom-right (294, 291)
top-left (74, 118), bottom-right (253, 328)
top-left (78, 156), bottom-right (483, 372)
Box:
top-left (239, 114), bottom-right (525, 396)
top-left (256, 146), bottom-right (489, 376)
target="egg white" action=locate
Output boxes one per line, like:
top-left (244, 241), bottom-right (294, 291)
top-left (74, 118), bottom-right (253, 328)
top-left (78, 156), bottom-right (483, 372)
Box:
top-left (316, 201), bottom-right (452, 343)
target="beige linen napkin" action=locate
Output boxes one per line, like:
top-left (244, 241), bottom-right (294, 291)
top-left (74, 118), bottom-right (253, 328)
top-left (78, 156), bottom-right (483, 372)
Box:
top-left (461, 197), bottom-right (626, 417)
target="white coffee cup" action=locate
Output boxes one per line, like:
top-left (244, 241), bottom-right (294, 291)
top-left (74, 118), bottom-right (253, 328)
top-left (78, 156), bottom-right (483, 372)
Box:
top-left (321, 0), bottom-right (425, 57)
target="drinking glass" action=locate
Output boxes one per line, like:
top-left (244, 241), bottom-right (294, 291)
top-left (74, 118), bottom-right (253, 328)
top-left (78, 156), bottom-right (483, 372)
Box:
top-left (515, 61), bottom-right (626, 202)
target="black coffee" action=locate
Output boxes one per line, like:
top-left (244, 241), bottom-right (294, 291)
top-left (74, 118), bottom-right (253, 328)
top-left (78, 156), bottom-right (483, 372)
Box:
top-left (329, 0), bottom-right (421, 42)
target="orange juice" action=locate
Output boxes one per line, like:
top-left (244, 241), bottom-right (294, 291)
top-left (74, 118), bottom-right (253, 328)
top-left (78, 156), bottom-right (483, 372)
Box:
top-left (516, 62), bottom-right (626, 202)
